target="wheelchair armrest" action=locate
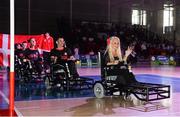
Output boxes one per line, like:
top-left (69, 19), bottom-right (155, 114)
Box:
top-left (105, 63), bottom-right (128, 70)
top-left (51, 64), bottom-right (65, 69)
top-left (104, 64), bottom-right (130, 76)
top-left (50, 63), bottom-right (66, 74)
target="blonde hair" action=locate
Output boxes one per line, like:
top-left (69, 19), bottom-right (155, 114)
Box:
top-left (106, 36), bottom-right (122, 62)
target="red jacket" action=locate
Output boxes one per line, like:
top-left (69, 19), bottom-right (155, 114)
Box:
top-left (40, 36), bottom-right (54, 52)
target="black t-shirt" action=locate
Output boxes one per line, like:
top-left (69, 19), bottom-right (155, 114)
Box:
top-left (104, 52), bottom-right (120, 66)
top-left (25, 48), bottom-right (40, 62)
top-left (103, 51), bottom-right (137, 85)
top-left (15, 49), bottom-right (27, 59)
top-left (50, 47), bottom-right (72, 64)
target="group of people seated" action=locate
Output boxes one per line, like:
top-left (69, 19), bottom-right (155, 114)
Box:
top-left (15, 36), bottom-right (80, 82)
top-left (15, 34), bottom-right (136, 86)
top-left (15, 38), bottom-right (44, 77)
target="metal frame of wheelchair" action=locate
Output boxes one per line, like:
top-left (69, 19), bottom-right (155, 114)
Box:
top-left (15, 59), bottom-right (43, 83)
top-left (93, 52), bottom-right (170, 103)
top-left (15, 55), bottom-right (94, 90)
top-left (45, 62), bottom-right (94, 90)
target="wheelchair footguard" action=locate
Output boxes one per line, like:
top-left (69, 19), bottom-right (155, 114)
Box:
top-left (127, 82), bottom-right (170, 101)
top-left (94, 81), bottom-right (170, 102)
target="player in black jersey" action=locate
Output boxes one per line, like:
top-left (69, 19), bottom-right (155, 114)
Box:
top-left (50, 37), bottom-right (79, 79)
top-left (25, 38), bottom-right (43, 75)
top-left (15, 41), bottom-right (28, 61)
top-left (15, 43), bottom-right (24, 73)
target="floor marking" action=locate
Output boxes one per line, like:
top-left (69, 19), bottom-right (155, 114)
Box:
top-left (0, 90), bottom-right (23, 116)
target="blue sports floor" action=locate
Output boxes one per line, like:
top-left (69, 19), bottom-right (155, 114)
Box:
top-left (1, 67), bottom-right (180, 116)
top-left (13, 74), bottom-right (179, 101)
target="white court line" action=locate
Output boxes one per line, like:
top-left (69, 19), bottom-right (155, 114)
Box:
top-left (17, 106), bottom-right (40, 110)
top-left (15, 96), bottom-right (95, 103)
top-left (0, 90), bottom-right (23, 116)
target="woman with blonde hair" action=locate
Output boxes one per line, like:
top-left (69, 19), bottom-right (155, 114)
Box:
top-left (104, 36), bottom-right (137, 85)
top-left (105, 36), bottom-right (133, 65)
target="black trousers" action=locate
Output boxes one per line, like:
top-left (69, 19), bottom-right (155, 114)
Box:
top-left (43, 51), bottom-right (51, 69)
top-left (116, 72), bottom-right (137, 85)
top-left (55, 61), bottom-right (79, 79)
top-left (67, 61), bottom-right (79, 79)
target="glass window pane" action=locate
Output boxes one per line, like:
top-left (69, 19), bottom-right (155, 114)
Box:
top-left (132, 10), bottom-right (139, 25)
top-left (132, 10), bottom-right (146, 25)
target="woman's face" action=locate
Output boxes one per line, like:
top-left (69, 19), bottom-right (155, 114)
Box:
top-left (30, 38), bottom-right (36, 46)
top-left (57, 38), bottom-right (65, 47)
top-left (111, 38), bottom-right (120, 50)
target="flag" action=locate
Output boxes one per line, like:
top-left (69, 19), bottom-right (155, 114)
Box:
top-left (0, 34), bottom-right (10, 67)
top-left (0, 33), bottom-right (54, 67)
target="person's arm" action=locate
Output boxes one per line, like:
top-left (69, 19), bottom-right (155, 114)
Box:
top-left (123, 46), bottom-right (133, 62)
top-left (23, 48), bottom-right (30, 62)
top-left (69, 56), bottom-right (76, 61)
top-left (51, 56), bottom-right (57, 63)
top-left (66, 48), bottom-right (76, 61)
top-left (50, 49), bottom-right (57, 63)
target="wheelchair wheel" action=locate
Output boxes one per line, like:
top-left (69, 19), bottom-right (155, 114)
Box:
top-left (94, 82), bottom-right (105, 98)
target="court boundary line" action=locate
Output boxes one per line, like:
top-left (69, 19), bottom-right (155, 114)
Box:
top-left (0, 90), bottom-right (23, 116)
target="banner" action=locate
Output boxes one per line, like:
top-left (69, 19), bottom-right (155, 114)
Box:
top-left (0, 34), bottom-right (54, 67)
top-left (0, 34), bottom-right (10, 66)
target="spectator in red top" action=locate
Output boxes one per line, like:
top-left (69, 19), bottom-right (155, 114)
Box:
top-left (41, 32), bottom-right (54, 68)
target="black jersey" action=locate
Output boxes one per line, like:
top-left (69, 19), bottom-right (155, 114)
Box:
top-left (104, 52), bottom-right (120, 66)
top-left (25, 48), bottom-right (40, 61)
top-left (50, 47), bottom-right (72, 64)
top-left (15, 49), bottom-right (27, 60)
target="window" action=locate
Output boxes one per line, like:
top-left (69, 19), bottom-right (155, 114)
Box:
top-left (132, 9), bottom-right (146, 25)
top-left (132, 10), bottom-right (139, 25)
top-left (163, 4), bottom-right (174, 33)
top-left (140, 10), bottom-right (146, 26)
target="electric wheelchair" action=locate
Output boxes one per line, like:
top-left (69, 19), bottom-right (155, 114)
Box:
top-left (15, 55), bottom-right (24, 80)
top-left (94, 52), bottom-right (170, 102)
top-left (15, 56), bottom-right (47, 84)
top-left (46, 60), bottom-right (94, 90)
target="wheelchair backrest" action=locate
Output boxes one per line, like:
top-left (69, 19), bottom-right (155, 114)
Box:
top-left (98, 51), bottom-right (107, 79)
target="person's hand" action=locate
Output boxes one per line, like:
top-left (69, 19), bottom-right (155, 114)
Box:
top-left (51, 56), bottom-right (57, 63)
top-left (114, 60), bottom-right (119, 65)
top-left (23, 59), bottom-right (30, 62)
top-left (125, 46), bottom-right (133, 57)
top-left (68, 56), bottom-right (76, 61)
